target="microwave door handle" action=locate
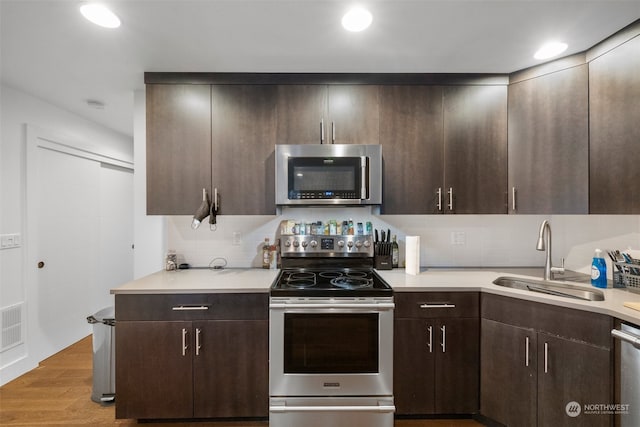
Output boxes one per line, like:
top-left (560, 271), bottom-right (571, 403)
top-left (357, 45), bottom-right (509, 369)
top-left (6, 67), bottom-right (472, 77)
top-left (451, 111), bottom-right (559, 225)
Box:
top-left (361, 156), bottom-right (367, 199)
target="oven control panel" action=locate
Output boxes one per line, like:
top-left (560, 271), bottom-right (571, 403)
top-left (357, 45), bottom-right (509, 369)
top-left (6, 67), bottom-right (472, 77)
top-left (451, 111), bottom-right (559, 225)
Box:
top-left (280, 234), bottom-right (374, 257)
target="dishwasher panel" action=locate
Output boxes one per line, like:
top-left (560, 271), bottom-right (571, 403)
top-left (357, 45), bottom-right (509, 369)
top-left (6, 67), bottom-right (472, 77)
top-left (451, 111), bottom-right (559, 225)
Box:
top-left (612, 322), bottom-right (640, 427)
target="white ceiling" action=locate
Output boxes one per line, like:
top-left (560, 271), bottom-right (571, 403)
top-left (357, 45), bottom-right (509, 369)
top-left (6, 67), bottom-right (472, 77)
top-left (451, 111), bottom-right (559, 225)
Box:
top-left (2, 0), bottom-right (639, 138)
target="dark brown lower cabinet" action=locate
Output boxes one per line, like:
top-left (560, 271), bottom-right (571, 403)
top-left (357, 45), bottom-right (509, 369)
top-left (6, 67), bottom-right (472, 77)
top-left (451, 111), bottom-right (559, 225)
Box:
top-left (394, 292), bottom-right (479, 415)
top-left (481, 294), bottom-right (613, 427)
top-left (481, 319), bottom-right (537, 427)
top-left (115, 293), bottom-right (268, 420)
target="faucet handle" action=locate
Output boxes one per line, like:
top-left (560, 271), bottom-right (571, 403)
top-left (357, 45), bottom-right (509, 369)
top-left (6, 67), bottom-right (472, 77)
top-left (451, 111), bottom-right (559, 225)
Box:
top-left (551, 258), bottom-right (565, 275)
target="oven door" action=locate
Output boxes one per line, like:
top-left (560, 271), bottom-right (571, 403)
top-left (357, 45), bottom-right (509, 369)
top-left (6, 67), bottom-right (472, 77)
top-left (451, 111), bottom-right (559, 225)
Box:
top-left (269, 300), bottom-right (394, 397)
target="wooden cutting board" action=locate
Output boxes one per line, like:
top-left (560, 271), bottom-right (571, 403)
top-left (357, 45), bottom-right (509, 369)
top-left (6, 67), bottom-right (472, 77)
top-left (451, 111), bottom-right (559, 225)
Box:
top-left (623, 302), bottom-right (640, 312)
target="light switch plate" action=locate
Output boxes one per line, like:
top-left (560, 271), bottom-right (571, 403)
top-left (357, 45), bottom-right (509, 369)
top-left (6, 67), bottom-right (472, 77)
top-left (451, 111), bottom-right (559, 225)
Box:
top-left (1, 233), bottom-right (21, 249)
top-left (232, 231), bottom-right (242, 246)
top-left (450, 231), bottom-right (466, 245)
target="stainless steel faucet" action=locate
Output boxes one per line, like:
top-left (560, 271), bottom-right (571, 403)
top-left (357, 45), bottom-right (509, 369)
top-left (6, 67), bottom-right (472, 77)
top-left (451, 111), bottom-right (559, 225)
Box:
top-left (536, 220), bottom-right (565, 281)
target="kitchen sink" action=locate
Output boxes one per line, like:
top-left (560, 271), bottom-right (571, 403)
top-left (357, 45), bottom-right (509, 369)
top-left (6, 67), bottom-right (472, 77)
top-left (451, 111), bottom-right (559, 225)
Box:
top-left (492, 276), bottom-right (605, 301)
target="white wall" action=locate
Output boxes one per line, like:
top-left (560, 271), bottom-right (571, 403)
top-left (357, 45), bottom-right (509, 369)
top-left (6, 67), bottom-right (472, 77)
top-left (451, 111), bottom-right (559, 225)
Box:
top-left (166, 209), bottom-right (639, 275)
top-left (132, 90), bottom-right (165, 278)
top-left (0, 84), bottom-right (133, 385)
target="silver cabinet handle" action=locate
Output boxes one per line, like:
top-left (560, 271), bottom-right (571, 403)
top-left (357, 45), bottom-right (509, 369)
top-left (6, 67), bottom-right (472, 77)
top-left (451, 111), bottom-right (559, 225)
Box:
top-left (181, 328), bottom-right (188, 356)
top-left (447, 187), bottom-right (453, 211)
top-left (611, 329), bottom-right (640, 349)
top-left (427, 325), bottom-right (433, 353)
top-left (195, 328), bottom-right (202, 356)
top-left (512, 187), bottom-right (517, 212)
top-left (436, 188), bottom-right (442, 212)
top-left (213, 187), bottom-right (218, 213)
top-left (419, 303), bottom-right (456, 309)
top-left (331, 121), bottom-right (335, 143)
top-left (441, 325), bottom-right (446, 353)
top-left (320, 118), bottom-right (325, 143)
top-left (544, 342), bottom-right (549, 373)
top-left (172, 305), bottom-right (210, 311)
top-left (525, 336), bottom-right (530, 367)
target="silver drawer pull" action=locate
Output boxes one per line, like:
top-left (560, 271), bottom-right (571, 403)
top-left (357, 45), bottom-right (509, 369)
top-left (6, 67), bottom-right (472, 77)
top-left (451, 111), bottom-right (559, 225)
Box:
top-left (419, 303), bottom-right (456, 309)
top-left (172, 305), bottom-right (210, 311)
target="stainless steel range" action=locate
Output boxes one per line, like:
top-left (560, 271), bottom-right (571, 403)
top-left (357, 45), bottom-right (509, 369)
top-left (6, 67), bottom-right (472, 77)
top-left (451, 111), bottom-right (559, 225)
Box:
top-left (269, 234), bottom-right (395, 427)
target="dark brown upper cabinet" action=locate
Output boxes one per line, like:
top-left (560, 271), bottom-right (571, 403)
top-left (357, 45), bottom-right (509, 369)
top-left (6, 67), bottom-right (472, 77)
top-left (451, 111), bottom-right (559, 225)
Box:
top-left (443, 85), bottom-right (508, 214)
top-left (380, 84), bottom-right (508, 215)
top-left (379, 85), bottom-right (444, 214)
top-left (274, 85), bottom-right (379, 145)
top-left (589, 34), bottom-right (640, 214)
top-left (508, 64), bottom-right (589, 214)
top-left (146, 84), bottom-right (212, 215)
top-left (211, 85), bottom-right (277, 215)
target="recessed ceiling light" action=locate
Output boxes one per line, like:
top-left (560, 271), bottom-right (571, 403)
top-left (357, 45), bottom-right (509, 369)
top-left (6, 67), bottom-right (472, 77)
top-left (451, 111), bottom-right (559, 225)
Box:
top-left (342, 6), bottom-right (372, 32)
top-left (80, 3), bottom-right (121, 29)
top-left (534, 42), bottom-right (568, 60)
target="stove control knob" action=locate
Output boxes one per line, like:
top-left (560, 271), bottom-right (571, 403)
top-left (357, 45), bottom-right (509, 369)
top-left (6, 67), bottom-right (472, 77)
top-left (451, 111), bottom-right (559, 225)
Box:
top-left (337, 240), bottom-right (345, 248)
top-left (301, 241), bottom-right (308, 248)
top-left (285, 240), bottom-right (292, 247)
top-left (310, 240), bottom-right (318, 248)
top-left (347, 241), bottom-right (354, 248)
top-left (355, 240), bottom-right (363, 248)
top-left (293, 241), bottom-right (300, 248)
top-left (363, 240), bottom-right (371, 248)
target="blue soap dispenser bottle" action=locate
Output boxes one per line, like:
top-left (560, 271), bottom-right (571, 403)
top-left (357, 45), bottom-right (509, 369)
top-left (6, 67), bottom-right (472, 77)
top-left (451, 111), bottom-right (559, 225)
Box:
top-left (591, 249), bottom-right (607, 288)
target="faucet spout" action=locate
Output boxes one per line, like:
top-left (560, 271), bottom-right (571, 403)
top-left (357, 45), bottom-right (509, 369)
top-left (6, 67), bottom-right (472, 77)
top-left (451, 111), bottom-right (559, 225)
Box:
top-left (536, 220), bottom-right (563, 281)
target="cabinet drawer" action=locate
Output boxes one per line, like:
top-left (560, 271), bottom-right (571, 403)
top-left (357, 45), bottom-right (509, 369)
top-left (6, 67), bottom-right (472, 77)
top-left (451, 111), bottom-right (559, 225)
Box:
top-left (395, 292), bottom-right (479, 319)
top-left (115, 293), bottom-right (268, 321)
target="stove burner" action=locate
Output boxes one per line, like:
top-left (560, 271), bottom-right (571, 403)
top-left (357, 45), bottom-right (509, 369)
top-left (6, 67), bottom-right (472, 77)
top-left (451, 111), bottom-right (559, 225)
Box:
top-left (283, 272), bottom-right (317, 289)
top-left (330, 276), bottom-right (373, 290)
top-left (319, 271), bottom-right (344, 279)
top-left (345, 271), bottom-right (368, 279)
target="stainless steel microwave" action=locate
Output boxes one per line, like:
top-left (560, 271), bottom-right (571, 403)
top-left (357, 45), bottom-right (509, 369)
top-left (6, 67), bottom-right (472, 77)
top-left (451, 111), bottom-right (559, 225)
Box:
top-left (275, 144), bottom-right (382, 206)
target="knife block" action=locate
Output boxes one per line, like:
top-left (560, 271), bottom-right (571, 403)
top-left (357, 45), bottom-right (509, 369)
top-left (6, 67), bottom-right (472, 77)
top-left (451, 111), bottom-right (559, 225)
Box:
top-left (374, 243), bottom-right (393, 270)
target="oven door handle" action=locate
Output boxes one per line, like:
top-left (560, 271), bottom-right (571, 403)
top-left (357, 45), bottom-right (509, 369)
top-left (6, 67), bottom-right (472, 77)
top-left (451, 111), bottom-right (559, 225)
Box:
top-left (269, 303), bottom-right (395, 310)
top-left (270, 404), bottom-right (396, 413)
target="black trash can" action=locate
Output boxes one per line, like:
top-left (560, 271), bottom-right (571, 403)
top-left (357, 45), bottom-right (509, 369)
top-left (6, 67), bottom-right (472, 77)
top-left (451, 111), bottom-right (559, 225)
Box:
top-left (86, 307), bottom-right (115, 404)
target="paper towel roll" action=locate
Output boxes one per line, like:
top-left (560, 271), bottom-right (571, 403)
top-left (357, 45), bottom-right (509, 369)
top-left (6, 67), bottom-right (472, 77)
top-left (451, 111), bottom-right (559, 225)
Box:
top-left (405, 236), bottom-right (420, 275)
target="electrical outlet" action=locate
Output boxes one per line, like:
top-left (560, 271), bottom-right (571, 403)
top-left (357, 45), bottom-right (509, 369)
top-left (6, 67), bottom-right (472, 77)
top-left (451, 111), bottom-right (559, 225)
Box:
top-left (450, 231), bottom-right (466, 245)
top-left (232, 231), bottom-right (242, 246)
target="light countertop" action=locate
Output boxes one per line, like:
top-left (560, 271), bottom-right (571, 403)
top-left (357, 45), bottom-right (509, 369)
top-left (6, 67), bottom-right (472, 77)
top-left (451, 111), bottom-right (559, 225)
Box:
top-left (111, 267), bottom-right (640, 325)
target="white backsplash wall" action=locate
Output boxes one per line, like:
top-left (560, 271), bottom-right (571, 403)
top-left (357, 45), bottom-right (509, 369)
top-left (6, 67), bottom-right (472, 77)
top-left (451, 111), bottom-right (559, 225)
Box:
top-left (167, 208), bottom-right (639, 272)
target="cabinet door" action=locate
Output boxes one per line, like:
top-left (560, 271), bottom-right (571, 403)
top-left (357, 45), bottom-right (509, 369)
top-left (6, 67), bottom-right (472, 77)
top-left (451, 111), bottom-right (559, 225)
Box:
top-left (394, 318), bottom-right (435, 414)
top-left (115, 321), bottom-right (193, 419)
top-left (327, 85), bottom-right (380, 144)
top-left (435, 318), bottom-right (479, 414)
top-left (211, 85), bottom-right (277, 215)
top-left (537, 333), bottom-right (612, 427)
top-left (443, 85), bottom-right (508, 214)
top-left (276, 85), bottom-right (327, 144)
top-left (480, 318), bottom-right (536, 427)
top-left (589, 35), bottom-right (640, 213)
top-left (379, 86), bottom-right (444, 214)
top-left (146, 84), bottom-right (212, 215)
top-left (508, 65), bottom-right (589, 214)
top-left (193, 320), bottom-right (269, 418)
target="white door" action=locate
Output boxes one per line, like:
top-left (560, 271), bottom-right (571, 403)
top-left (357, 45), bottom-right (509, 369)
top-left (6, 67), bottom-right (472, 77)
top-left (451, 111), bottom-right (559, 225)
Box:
top-left (26, 126), bottom-right (134, 363)
top-left (96, 164), bottom-right (133, 312)
top-left (34, 147), bottom-right (99, 359)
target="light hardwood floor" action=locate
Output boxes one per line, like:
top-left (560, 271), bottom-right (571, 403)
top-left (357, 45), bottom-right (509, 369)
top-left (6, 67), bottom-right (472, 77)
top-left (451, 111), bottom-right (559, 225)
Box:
top-left (0, 336), bottom-right (484, 426)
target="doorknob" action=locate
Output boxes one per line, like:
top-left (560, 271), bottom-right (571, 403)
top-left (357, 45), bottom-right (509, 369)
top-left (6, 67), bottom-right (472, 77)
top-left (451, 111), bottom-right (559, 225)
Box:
top-left (37, 261), bottom-right (45, 269)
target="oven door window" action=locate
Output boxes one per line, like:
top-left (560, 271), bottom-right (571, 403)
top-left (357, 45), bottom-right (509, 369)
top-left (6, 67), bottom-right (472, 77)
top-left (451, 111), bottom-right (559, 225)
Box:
top-left (284, 313), bottom-right (379, 374)
top-left (288, 157), bottom-right (362, 200)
